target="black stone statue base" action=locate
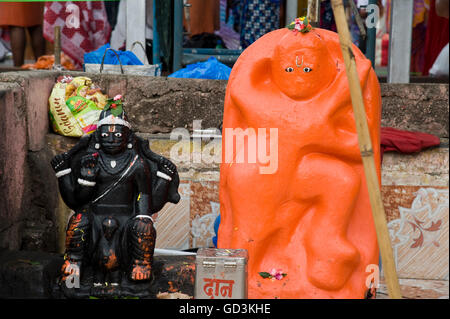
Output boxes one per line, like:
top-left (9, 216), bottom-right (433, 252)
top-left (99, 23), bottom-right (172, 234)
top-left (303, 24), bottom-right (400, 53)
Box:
top-left (56, 267), bottom-right (156, 299)
top-left (0, 249), bottom-right (195, 299)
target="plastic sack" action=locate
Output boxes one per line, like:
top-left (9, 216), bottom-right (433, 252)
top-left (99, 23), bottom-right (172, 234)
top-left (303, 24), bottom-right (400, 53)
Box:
top-left (84, 43), bottom-right (144, 66)
top-left (49, 76), bottom-right (107, 137)
top-left (21, 53), bottom-right (76, 70)
top-left (168, 57), bottom-right (231, 80)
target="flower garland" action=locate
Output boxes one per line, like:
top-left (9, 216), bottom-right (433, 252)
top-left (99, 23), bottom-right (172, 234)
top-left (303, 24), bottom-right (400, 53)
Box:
top-left (286, 16), bottom-right (313, 34)
top-left (104, 94), bottom-right (124, 117)
top-left (259, 268), bottom-right (287, 281)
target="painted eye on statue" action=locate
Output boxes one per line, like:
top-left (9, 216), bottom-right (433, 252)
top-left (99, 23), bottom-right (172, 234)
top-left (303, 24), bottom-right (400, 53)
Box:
top-left (101, 132), bottom-right (109, 138)
top-left (303, 67), bottom-right (312, 73)
top-left (285, 67), bottom-right (294, 72)
top-left (114, 132), bottom-right (122, 138)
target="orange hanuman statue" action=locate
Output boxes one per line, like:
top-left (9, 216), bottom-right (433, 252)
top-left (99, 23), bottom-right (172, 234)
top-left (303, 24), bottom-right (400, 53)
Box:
top-left (218, 25), bottom-right (381, 298)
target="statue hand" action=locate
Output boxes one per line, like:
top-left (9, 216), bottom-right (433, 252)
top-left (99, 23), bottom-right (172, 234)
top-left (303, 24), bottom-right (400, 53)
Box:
top-left (158, 157), bottom-right (176, 178)
top-left (51, 152), bottom-right (70, 172)
top-left (80, 153), bottom-right (99, 182)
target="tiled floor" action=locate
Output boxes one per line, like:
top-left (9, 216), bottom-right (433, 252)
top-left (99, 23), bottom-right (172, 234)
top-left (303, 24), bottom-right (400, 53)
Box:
top-left (377, 278), bottom-right (449, 299)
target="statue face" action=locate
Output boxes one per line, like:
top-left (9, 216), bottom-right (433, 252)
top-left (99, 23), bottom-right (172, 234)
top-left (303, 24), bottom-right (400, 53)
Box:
top-left (271, 31), bottom-right (337, 100)
top-left (98, 125), bottom-right (129, 155)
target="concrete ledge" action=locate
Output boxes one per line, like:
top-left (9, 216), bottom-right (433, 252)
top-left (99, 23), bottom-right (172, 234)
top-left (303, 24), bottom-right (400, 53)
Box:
top-left (0, 71), bottom-right (447, 138)
top-left (0, 249), bottom-right (63, 298)
top-left (381, 83), bottom-right (449, 138)
top-left (0, 83), bottom-right (27, 250)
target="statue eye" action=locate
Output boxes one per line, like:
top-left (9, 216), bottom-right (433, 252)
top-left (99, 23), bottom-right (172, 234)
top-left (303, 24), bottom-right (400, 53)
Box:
top-left (114, 132), bottom-right (122, 138)
top-left (303, 67), bottom-right (312, 73)
top-left (285, 67), bottom-right (294, 72)
top-left (101, 132), bottom-right (109, 138)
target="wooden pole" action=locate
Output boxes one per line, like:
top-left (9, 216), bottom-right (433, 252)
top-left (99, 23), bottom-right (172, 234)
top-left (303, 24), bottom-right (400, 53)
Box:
top-left (54, 26), bottom-right (61, 70)
top-left (307, 0), bottom-right (320, 27)
top-left (330, 0), bottom-right (402, 299)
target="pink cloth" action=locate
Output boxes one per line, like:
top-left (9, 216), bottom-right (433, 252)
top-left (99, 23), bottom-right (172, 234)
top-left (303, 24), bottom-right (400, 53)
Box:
top-left (43, 1), bottom-right (111, 67)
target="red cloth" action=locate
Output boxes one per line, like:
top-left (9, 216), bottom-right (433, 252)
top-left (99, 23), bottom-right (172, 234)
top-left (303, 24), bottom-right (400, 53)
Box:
top-left (43, 1), bottom-right (111, 68)
top-left (380, 127), bottom-right (441, 161)
top-left (422, 0), bottom-right (449, 76)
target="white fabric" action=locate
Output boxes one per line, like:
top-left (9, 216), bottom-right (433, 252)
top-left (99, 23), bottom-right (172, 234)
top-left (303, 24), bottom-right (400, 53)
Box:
top-left (0, 39), bottom-right (8, 61)
top-left (110, 0), bottom-right (153, 50)
top-left (110, 0), bottom-right (127, 50)
top-left (429, 43), bottom-right (449, 77)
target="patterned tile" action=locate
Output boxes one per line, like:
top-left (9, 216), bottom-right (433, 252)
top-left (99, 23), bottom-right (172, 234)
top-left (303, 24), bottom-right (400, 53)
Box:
top-left (189, 181), bottom-right (220, 248)
top-left (382, 186), bottom-right (425, 222)
top-left (387, 188), bottom-right (449, 280)
top-left (377, 278), bottom-right (449, 299)
top-left (154, 183), bottom-right (190, 250)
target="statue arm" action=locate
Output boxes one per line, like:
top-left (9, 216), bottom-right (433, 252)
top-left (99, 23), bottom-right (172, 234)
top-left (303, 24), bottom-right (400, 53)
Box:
top-left (54, 160), bottom-right (97, 208)
top-left (133, 161), bottom-right (152, 217)
top-left (150, 157), bottom-right (181, 213)
top-left (57, 171), bottom-right (81, 209)
top-left (136, 136), bottom-right (180, 212)
top-left (71, 153), bottom-right (100, 204)
top-left (51, 135), bottom-right (94, 209)
top-left (52, 152), bottom-right (85, 209)
top-left (149, 176), bottom-right (171, 214)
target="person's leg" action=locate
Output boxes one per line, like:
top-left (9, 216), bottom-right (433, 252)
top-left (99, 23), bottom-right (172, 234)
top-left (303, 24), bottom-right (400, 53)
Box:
top-left (9, 26), bottom-right (26, 66)
top-left (27, 24), bottom-right (45, 60)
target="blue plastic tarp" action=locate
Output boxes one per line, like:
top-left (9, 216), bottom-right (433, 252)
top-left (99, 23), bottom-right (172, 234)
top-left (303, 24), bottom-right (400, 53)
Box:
top-left (84, 43), bottom-right (143, 66)
top-left (168, 57), bottom-right (231, 80)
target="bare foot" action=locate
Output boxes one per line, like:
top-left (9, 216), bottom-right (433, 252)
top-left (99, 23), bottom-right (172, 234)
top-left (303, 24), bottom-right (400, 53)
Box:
top-left (130, 262), bottom-right (152, 281)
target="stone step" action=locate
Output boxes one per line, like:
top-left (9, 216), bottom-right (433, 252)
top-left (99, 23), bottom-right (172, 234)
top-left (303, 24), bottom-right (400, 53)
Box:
top-left (0, 249), bottom-right (195, 299)
top-left (1, 249), bottom-right (447, 299)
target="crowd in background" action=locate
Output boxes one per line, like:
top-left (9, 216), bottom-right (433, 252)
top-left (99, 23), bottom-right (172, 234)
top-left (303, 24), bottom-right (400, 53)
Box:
top-left (0, 0), bottom-right (448, 77)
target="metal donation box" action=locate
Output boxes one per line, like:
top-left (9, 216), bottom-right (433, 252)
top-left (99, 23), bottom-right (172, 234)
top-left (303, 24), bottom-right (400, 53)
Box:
top-left (195, 248), bottom-right (248, 299)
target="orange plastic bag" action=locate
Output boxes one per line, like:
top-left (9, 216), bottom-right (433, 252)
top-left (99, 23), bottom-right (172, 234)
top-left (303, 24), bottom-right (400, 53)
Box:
top-left (218, 27), bottom-right (381, 299)
top-left (21, 53), bottom-right (76, 70)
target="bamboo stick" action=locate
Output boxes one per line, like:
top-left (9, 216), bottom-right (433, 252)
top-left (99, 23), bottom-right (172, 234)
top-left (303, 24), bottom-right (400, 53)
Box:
top-left (54, 26), bottom-right (61, 70)
top-left (307, 0), bottom-right (321, 26)
top-left (330, 0), bottom-right (402, 299)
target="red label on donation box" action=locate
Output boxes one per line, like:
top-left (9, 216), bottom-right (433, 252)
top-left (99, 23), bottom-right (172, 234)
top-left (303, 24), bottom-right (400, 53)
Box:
top-left (203, 278), bottom-right (235, 299)
top-left (195, 248), bottom-right (248, 299)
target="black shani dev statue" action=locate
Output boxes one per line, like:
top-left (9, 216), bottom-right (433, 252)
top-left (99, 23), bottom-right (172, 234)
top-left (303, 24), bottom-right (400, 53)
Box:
top-left (51, 96), bottom-right (180, 298)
